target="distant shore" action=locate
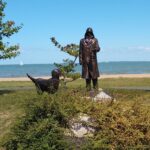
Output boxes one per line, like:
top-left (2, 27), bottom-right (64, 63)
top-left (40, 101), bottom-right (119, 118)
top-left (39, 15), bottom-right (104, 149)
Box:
top-left (0, 74), bottom-right (150, 81)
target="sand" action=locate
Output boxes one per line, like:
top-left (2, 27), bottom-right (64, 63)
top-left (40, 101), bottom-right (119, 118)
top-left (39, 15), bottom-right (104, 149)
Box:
top-left (0, 74), bottom-right (150, 81)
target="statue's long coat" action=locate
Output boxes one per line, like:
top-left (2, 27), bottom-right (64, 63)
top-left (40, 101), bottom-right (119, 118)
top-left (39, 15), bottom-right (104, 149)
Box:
top-left (79, 38), bottom-right (100, 79)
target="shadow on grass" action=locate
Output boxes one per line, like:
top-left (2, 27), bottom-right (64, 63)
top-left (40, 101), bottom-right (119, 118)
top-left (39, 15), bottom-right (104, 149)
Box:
top-left (0, 90), bottom-right (15, 95)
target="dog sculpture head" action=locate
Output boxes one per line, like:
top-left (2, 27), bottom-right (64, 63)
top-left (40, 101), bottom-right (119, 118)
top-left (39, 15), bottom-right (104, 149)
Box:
top-left (51, 68), bottom-right (61, 79)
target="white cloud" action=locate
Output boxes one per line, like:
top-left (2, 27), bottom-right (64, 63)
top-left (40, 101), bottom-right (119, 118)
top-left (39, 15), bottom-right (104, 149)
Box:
top-left (127, 46), bottom-right (150, 51)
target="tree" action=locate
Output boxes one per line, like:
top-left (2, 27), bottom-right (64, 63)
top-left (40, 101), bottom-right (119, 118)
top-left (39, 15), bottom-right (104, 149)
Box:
top-left (50, 37), bottom-right (80, 86)
top-left (0, 0), bottom-right (22, 60)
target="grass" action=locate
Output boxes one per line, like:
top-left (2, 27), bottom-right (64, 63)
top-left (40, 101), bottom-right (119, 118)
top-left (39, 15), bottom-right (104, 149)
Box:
top-left (0, 78), bottom-right (150, 149)
top-left (0, 90), bottom-right (37, 145)
top-left (0, 81), bottom-right (33, 89)
top-left (1, 78), bottom-right (150, 89)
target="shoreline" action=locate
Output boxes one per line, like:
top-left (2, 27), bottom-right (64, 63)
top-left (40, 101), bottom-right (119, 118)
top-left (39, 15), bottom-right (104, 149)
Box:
top-left (0, 74), bottom-right (150, 81)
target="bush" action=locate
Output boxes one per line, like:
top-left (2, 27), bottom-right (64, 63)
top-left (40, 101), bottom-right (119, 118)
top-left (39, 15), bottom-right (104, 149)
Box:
top-left (3, 89), bottom-right (150, 149)
top-left (82, 100), bottom-right (150, 149)
top-left (3, 94), bottom-right (74, 150)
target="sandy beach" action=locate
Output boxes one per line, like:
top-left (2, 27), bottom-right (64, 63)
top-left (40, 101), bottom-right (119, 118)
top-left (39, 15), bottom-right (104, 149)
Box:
top-left (0, 74), bottom-right (150, 81)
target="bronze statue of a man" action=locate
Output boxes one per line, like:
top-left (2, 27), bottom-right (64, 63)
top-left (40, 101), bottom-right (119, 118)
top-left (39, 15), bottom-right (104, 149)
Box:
top-left (79, 27), bottom-right (100, 90)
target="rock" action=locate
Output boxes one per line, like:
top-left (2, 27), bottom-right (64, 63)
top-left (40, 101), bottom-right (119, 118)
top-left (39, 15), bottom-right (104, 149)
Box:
top-left (94, 91), bottom-right (112, 101)
top-left (93, 88), bottom-right (116, 102)
top-left (83, 88), bottom-right (116, 103)
top-left (67, 89), bottom-right (116, 138)
top-left (69, 114), bottom-right (95, 138)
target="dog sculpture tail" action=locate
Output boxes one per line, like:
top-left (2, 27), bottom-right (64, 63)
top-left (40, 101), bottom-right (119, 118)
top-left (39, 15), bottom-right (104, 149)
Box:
top-left (26, 73), bottom-right (42, 94)
top-left (26, 73), bottom-right (36, 83)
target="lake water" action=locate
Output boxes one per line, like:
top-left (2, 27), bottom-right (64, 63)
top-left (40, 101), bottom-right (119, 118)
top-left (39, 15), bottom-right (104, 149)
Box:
top-left (0, 61), bottom-right (150, 77)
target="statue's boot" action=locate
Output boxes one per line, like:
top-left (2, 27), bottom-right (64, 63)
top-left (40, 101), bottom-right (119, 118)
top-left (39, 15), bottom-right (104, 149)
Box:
top-left (86, 79), bottom-right (91, 91)
top-left (93, 78), bottom-right (98, 91)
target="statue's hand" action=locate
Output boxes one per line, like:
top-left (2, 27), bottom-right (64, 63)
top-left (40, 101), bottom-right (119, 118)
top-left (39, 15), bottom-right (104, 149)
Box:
top-left (79, 60), bottom-right (82, 65)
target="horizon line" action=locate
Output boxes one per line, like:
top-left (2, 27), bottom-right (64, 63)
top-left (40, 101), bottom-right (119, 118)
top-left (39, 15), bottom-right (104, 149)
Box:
top-left (1, 60), bottom-right (150, 66)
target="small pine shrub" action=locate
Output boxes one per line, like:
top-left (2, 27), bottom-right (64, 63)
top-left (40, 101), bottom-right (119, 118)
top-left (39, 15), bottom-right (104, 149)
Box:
top-left (3, 94), bottom-right (73, 150)
top-left (2, 89), bottom-right (150, 149)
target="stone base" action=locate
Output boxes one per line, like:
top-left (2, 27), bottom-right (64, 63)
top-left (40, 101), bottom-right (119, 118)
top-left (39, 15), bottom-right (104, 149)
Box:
top-left (93, 88), bottom-right (115, 102)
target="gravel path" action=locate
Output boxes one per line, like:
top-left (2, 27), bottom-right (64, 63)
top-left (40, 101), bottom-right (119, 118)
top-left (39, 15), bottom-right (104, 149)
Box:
top-left (1, 86), bottom-right (150, 92)
top-left (110, 86), bottom-right (150, 91)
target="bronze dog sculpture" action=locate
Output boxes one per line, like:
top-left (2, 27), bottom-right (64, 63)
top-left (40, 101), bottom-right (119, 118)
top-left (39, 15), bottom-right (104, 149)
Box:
top-left (27, 69), bottom-right (61, 94)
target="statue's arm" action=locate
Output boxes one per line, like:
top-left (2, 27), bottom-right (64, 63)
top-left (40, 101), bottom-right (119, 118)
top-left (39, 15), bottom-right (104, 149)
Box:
top-left (93, 38), bottom-right (100, 52)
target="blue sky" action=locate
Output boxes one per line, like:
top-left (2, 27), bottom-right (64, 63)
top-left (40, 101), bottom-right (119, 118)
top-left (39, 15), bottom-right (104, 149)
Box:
top-left (1, 0), bottom-right (150, 64)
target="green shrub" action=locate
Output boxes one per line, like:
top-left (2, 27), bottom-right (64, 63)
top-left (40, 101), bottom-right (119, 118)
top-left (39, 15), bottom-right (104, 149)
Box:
top-left (82, 99), bottom-right (150, 149)
top-left (2, 89), bottom-right (150, 149)
top-left (3, 94), bottom-right (74, 150)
